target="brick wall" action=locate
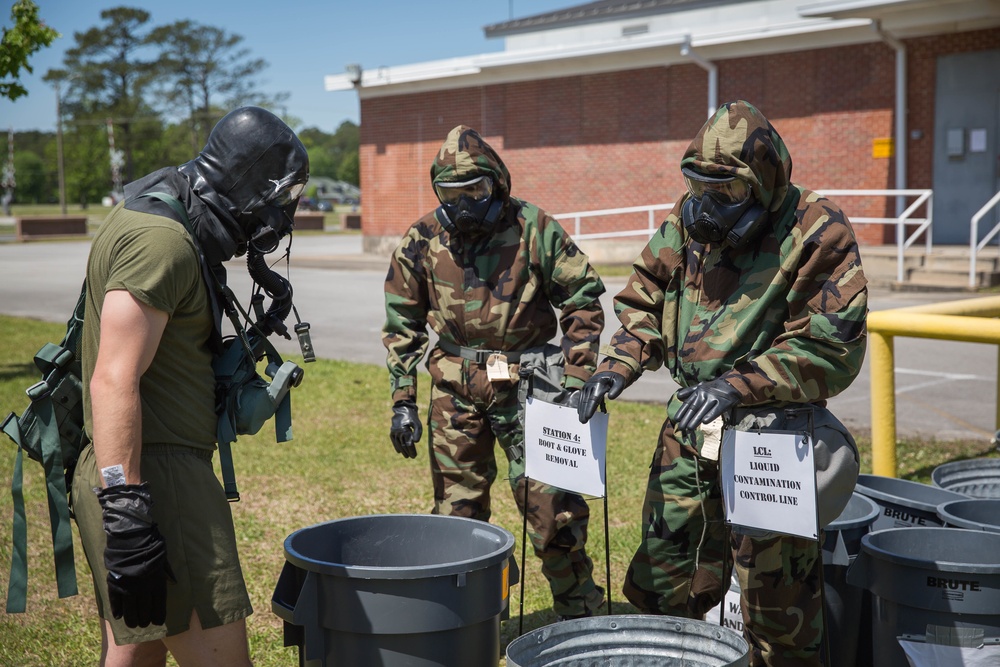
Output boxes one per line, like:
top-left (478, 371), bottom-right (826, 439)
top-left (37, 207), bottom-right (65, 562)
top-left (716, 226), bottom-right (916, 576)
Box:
top-left (360, 28), bottom-right (1000, 252)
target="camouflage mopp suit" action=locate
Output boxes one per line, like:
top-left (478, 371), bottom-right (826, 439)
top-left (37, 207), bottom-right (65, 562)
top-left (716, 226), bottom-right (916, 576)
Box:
top-left (595, 101), bottom-right (868, 665)
top-left (383, 125), bottom-right (607, 618)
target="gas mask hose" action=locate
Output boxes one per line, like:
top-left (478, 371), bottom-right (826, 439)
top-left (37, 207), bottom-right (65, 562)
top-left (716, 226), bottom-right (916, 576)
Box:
top-left (247, 247), bottom-right (293, 338)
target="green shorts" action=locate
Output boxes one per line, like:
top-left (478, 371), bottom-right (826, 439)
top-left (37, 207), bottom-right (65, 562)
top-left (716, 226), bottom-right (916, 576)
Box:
top-left (72, 443), bottom-right (253, 645)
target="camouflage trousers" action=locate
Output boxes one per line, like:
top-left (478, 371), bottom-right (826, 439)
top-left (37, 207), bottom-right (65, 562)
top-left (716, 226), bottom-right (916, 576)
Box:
top-left (427, 350), bottom-right (604, 617)
top-left (623, 420), bottom-right (825, 666)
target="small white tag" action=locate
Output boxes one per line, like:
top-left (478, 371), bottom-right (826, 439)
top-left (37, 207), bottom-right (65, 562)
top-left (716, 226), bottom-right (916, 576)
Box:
top-left (699, 417), bottom-right (724, 461)
top-left (829, 531), bottom-right (850, 566)
top-left (100, 464), bottom-right (126, 488)
top-left (486, 353), bottom-right (510, 382)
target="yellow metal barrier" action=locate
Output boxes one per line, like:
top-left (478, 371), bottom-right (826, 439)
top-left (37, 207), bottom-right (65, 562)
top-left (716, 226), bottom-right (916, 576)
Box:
top-left (868, 295), bottom-right (1000, 477)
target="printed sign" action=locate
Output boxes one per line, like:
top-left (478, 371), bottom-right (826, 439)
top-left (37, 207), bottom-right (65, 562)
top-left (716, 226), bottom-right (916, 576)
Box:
top-left (721, 429), bottom-right (819, 540)
top-left (524, 396), bottom-right (608, 497)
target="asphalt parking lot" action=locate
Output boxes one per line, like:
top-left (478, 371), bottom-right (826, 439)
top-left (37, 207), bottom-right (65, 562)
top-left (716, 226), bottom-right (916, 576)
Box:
top-left (0, 235), bottom-right (994, 442)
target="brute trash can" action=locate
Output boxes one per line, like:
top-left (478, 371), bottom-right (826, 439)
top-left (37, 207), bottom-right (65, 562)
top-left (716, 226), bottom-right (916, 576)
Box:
top-left (931, 458), bottom-right (1000, 498)
top-left (506, 615), bottom-right (750, 666)
top-left (855, 474), bottom-right (967, 531)
top-left (937, 498), bottom-right (1000, 533)
top-left (847, 527), bottom-right (1000, 667)
top-left (272, 514), bottom-right (515, 667)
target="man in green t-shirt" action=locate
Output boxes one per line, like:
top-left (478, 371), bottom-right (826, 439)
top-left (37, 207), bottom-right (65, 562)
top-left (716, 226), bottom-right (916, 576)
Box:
top-left (72, 107), bottom-right (308, 665)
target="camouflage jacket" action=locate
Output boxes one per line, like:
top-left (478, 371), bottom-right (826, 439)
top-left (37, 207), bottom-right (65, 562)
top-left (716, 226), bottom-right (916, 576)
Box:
top-left (598, 102), bottom-right (868, 415)
top-left (383, 125), bottom-right (605, 403)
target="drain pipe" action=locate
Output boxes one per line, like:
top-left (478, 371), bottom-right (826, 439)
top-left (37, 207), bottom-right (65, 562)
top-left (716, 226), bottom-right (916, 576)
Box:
top-left (874, 21), bottom-right (907, 218)
top-left (681, 35), bottom-right (717, 119)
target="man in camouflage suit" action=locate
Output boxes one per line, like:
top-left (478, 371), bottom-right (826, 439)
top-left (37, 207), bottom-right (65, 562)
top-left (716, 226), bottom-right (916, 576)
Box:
top-left (578, 101), bottom-right (867, 665)
top-left (382, 124), bottom-right (607, 619)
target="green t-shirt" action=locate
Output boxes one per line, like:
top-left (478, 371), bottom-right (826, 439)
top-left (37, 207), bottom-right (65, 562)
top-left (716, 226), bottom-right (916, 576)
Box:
top-left (82, 202), bottom-right (217, 450)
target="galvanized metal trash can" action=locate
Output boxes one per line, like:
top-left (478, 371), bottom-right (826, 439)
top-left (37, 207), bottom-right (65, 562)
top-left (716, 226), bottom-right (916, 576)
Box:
top-left (855, 474), bottom-right (967, 531)
top-left (506, 615), bottom-right (750, 666)
top-left (932, 458), bottom-right (1000, 498)
top-left (271, 514), bottom-right (515, 667)
top-left (847, 527), bottom-right (1000, 667)
top-left (937, 498), bottom-right (1000, 533)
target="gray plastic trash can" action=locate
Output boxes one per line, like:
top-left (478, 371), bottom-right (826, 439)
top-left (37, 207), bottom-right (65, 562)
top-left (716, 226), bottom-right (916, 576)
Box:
top-left (932, 458), bottom-right (1000, 498)
top-left (822, 492), bottom-right (880, 667)
top-left (855, 474), bottom-right (967, 531)
top-left (847, 527), bottom-right (1000, 667)
top-left (271, 514), bottom-right (515, 667)
top-left (937, 498), bottom-right (1000, 533)
top-left (506, 615), bottom-right (750, 666)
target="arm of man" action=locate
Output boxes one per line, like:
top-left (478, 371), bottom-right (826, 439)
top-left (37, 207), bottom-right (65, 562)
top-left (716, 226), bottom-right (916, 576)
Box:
top-left (382, 226), bottom-right (432, 403)
top-left (597, 214), bottom-right (687, 383)
top-left (90, 289), bottom-right (168, 486)
top-left (538, 215), bottom-right (606, 388)
top-left (723, 200), bottom-right (869, 404)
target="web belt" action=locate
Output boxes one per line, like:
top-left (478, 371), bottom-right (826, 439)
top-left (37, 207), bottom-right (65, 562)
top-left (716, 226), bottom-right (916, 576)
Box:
top-left (436, 339), bottom-right (526, 364)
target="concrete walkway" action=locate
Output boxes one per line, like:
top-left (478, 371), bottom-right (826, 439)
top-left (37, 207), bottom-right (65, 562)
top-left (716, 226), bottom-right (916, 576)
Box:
top-left (0, 234), bottom-right (994, 442)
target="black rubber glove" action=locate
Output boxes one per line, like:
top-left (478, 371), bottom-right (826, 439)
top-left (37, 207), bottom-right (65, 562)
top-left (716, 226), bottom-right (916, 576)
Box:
top-left (673, 378), bottom-right (743, 436)
top-left (577, 371), bottom-right (627, 424)
top-left (390, 400), bottom-right (422, 459)
top-left (97, 482), bottom-right (175, 628)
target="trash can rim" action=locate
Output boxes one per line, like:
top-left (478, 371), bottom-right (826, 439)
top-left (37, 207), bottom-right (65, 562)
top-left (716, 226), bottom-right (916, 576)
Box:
top-left (826, 493), bottom-right (880, 532)
top-left (856, 474), bottom-right (967, 514)
top-left (282, 513), bottom-right (516, 579)
top-left (860, 527), bottom-right (1000, 575)
top-left (505, 613), bottom-right (750, 664)
top-left (936, 498), bottom-right (1000, 533)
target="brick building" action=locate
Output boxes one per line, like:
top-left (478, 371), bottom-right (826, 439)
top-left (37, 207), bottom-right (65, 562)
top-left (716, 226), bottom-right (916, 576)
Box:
top-left (326, 0), bottom-right (1000, 257)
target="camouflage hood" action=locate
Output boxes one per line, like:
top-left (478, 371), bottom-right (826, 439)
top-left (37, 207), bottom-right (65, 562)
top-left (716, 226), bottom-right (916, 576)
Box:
top-left (430, 125), bottom-right (511, 202)
top-left (680, 101), bottom-right (792, 213)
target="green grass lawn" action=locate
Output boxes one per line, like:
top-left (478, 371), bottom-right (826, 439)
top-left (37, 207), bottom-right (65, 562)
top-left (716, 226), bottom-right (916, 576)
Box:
top-left (0, 315), bottom-right (995, 666)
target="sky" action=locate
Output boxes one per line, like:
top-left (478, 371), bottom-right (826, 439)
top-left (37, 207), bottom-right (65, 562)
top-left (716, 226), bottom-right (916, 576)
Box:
top-left (1, 0), bottom-right (582, 134)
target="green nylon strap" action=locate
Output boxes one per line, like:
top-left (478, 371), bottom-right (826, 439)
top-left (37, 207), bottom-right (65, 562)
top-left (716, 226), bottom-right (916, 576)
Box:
top-left (6, 429), bottom-right (27, 613)
top-left (34, 386), bottom-right (78, 600)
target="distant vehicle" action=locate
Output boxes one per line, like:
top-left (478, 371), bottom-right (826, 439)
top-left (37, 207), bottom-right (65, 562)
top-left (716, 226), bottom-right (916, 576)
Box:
top-left (316, 200), bottom-right (333, 212)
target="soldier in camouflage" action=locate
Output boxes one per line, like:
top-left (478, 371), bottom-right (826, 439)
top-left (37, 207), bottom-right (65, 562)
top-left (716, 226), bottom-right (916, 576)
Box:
top-left (382, 124), bottom-right (607, 619)
top-left (577, 101), bottom-right (867, 665)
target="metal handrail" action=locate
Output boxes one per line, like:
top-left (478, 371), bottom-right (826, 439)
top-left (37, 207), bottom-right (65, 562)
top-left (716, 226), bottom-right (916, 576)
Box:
top-left (815, 189), bottom-right (933, 283)
top-left (553, 204), bottom-right (674, 240)
top-left (553, 190), bottom-right (932, 282)
top-left (969, 189), bottom-right (1000, 288)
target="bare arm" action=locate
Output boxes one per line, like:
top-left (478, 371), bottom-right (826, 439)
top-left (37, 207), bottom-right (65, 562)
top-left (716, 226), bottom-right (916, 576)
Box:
top-left (89, 289), bottom-right (168, 486)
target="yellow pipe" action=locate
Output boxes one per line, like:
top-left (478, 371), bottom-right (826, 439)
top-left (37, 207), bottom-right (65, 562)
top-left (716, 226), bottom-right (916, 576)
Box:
top-left (889, 295), bottom-right (1000, 317)
top-left (867, 311), bottom-right (1000, 343)
top-left (869, 331), bottom-right (897, 477)
top-left (866, 299), bottom-right (1000, 478)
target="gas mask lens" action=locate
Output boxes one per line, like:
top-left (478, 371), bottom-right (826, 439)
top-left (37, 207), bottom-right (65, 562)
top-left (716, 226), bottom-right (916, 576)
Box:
top-left (269, 181), bottom-right (306, 207)
top-left (684, 175), bottom-right (750, 206)
top-left (434, 176), bottom-right (493, 205)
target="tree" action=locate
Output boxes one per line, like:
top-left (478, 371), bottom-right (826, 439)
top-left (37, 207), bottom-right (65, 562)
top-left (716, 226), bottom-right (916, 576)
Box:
top-left (12, 150), bottom-right (47, 202)
top-left (0, 0), bottom-right (58, 100)
top-left (58, 6), bottom-right (157, 183)
top-left (299, 121), bottom-right (360, 184)
top-left (148, 20), bottom-right (289, 151)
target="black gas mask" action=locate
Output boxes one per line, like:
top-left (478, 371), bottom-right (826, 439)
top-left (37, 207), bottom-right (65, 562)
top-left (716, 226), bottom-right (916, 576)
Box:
top-left (181, 107), bottom-right (309, 256)
top-left (680, 167), bottom-right (767, 249)
top-left (180, 107), bottom-right (309, 340)
top-left (242, 175), bottom-right (307, 255)
top-left (434, 175), bottom-right (503, 238)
